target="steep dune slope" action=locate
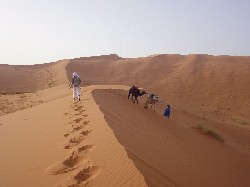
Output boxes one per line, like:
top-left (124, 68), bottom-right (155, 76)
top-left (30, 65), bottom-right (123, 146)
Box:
top-left (93, 89), bottom-right (250, 187)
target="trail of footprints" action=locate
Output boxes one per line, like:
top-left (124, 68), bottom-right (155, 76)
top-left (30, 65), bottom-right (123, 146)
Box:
top-left (45, 102), bottom-right (100, 187)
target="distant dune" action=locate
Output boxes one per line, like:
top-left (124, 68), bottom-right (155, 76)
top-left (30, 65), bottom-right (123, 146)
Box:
top-left (0, 54), bottom-right (250, 186)
top-left (0, 59), bottom-right (69, 92)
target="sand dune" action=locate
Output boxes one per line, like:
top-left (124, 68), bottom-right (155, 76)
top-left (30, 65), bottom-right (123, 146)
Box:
top-left (0, 59), bottom-right (69, 93)
top-left (0, 85), bottom-right (146, 187)
top-left (66, 54), bottom-right (250, 118)
top-left (93, 89), bottom-right (250, 187)
top-left (0, 54), bottom-right (250, 186)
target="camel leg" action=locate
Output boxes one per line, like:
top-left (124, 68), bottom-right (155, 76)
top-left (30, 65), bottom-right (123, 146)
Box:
top-left (136, 96), bottom-right (138, 104)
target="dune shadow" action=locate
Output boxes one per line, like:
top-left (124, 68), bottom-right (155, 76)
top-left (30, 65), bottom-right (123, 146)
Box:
top-left (92, 89), bottom-right (179, 187)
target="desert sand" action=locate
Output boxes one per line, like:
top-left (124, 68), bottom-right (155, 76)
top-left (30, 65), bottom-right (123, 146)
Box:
top-left (0, 54), bottom-right (250, 187)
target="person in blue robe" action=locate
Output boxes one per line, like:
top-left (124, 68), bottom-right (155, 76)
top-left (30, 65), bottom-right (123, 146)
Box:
top-left (163, 105), bottom-right (171, 118)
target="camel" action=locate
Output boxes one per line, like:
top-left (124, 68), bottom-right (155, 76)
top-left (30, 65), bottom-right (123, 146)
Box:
top-left (128, 86), bottom-right (147, 104)
top-left (144, 94), bottom-right (160, 111)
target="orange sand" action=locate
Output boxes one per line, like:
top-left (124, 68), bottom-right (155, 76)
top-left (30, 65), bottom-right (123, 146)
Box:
top-left (0, 54), bottom-right (250, 187)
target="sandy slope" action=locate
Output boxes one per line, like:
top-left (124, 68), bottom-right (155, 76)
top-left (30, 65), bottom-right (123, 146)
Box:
top-left (0, 85), bottom-right (147, 187)
top-left (1, 54), bottom-right (250, 187)
top-left (1, 84), bottom-right (249, 186)
top-left (93, 89), bottom-right (250, 187)
top-left (0, 59), bottom-right (69, 93)
top-left (0, 88), bottom-right (72, 186)
top-left (0, 59), bottom-right (69, 115)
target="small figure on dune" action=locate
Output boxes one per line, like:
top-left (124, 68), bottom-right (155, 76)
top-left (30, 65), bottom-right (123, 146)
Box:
top-left (148, 93), bottom-right (156, 100)
top-left (144, 93), bottom-right (160, 111)
top-left (163, 105), bottom-right (171, 118)
top-left (69, 72), bottom-right (81, 101)
top-left (128, 85), bottom-right (147, 104)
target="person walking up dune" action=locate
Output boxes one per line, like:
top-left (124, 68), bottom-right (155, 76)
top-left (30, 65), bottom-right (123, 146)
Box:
top-left (69, 72), bottom-right (81, 101)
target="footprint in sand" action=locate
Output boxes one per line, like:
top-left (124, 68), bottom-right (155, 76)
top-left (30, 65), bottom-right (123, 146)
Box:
top-left (68, 128), bottom-right (92, 137)
top-left (72, 125), bottom-right (84, 131)
top-left (82, 120), bottom-right (90, 126)
top-left (64, 144), bottom-right (74, 150)
top-left (45, 151), bottom-right (88, 175)
top-left (74, 166), bottom-right (100, 183)
top-left (80, 129), bottom-right (92, 136)
top-left (70, 126), bottom-right (92, 136)
top-left (74, 106), bottom-right (84, 111)
top-left (64, 133), bottom-right (70, 137)
top-left (55, 165), bottom-right (100, 187)
top-left (81, 109), bottom-right (86, 112)
top-left (74, 113), bottom-right (82, 116)
top-left (72, 116), bottom-right (88, 124)
top-left (76, 110), bottom-right (86, 114)
top-left (69, 136), bottom-right (85, 144)
top-left (78, 145), bottom-right (94, 153)
top-left (64, 135), bottom-right (85, 149)
top-left (73, 118), bottom-right (83, 123)
top-left (69, 122), bottom-right (88, 132)
top-left (74, 109), bottom-right (88, 115)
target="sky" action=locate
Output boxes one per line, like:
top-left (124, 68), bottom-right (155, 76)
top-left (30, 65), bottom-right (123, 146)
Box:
top-left (0, 0), bottom-right (250, 65)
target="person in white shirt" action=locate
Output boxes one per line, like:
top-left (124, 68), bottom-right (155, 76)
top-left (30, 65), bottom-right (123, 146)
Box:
top-left (69, 72), bottom-right (81, 101)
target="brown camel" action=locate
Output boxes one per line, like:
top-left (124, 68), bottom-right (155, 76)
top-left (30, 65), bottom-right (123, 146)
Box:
top-left (128, 86), bottom-right (147, 104)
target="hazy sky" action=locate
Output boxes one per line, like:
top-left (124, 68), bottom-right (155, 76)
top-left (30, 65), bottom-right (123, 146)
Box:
top-left (0, 0), bottom-right (249, 65)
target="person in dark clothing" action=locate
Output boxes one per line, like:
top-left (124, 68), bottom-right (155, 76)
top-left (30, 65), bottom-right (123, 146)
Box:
top-left (163, 105), bottom-right (171, 118)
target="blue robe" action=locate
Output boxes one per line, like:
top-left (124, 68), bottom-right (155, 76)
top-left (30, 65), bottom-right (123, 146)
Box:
top-left (163, 106), bottom-right (170, 118)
